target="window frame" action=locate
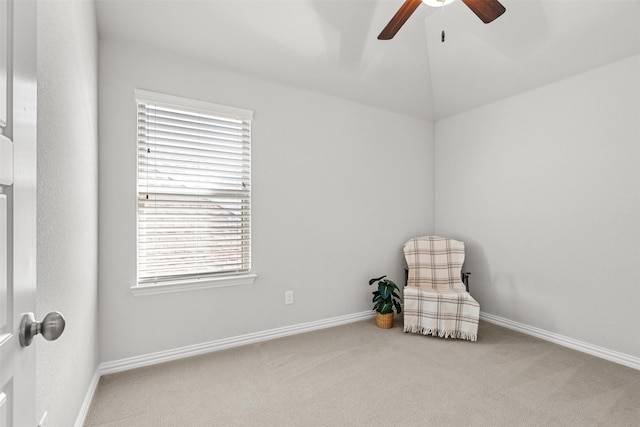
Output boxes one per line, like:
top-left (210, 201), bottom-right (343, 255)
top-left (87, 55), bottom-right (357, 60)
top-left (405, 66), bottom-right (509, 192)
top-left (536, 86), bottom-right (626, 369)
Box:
top-left (132, 89), bottom-right (256, 296)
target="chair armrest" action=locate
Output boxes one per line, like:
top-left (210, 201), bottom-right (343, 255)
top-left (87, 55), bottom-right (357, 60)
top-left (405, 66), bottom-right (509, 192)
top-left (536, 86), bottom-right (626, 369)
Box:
top-left (462, 272), bottom-right (471, 292)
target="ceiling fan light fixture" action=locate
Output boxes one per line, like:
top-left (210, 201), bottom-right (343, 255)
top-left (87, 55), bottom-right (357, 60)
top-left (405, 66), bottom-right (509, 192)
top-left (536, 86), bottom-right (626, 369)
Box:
top-left (422, 0), bottom-right (456, 7)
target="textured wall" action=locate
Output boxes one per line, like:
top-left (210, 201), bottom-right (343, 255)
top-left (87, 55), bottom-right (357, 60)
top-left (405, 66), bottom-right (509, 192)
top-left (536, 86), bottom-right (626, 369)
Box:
top-left (435, 55), bottom-right (640, 357)
top-left (98, 40), bottom-right (435, 363)
top-left (36, 0), bottom-right (99, 425)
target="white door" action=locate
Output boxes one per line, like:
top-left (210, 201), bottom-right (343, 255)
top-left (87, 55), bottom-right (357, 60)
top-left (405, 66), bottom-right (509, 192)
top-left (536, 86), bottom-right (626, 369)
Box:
top-left (0, 0), bottom-right (38, 426)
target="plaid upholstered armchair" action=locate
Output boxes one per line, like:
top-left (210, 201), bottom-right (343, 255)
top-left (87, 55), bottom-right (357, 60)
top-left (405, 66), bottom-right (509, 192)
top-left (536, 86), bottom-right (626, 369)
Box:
top-left (403, 236), bottom-right (480, 341)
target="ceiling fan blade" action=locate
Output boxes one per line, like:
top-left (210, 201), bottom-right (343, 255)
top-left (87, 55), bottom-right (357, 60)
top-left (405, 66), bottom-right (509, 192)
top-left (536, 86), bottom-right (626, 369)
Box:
top-left (461, 0), bottom-right (506, 23)
top-left (378, 0), bottom-right (423, 40)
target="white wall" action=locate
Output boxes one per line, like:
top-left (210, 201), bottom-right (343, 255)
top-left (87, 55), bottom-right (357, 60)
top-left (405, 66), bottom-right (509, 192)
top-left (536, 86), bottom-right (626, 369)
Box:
top-left (435, 54), bottom-right (640, 358)
top-left (98, 40), bottom-right (435, 363)
top-left (36, 0), bottom-right (99, 426)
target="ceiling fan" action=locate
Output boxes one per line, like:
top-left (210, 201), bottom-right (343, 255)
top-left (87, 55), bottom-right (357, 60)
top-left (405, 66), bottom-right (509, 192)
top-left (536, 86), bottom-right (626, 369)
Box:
top-left (378, 0), bottom-right (506, 40)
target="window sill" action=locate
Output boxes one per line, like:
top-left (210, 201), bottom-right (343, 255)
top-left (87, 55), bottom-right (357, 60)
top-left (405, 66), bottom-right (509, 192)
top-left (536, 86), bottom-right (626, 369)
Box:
top-left (131, 273), bottom-right (257, 296)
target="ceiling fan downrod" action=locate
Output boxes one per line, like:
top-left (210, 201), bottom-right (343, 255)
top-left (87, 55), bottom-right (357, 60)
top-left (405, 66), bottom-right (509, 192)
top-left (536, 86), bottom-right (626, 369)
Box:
top-left (441, 1), bottom-right (446, 42)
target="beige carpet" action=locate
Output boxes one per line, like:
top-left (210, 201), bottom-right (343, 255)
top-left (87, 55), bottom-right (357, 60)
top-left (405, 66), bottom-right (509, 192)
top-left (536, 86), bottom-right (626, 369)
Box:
top-left (85, 319), bottom-right (640, 426)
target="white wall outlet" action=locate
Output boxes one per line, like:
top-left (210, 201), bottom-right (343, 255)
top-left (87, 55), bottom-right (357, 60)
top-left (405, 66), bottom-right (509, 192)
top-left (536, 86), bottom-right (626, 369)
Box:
top-left (285, 290), bottom-right (294, 305)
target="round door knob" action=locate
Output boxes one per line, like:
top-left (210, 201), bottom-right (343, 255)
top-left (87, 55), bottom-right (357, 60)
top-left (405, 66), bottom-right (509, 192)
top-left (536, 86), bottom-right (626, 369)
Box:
top-left (19, 311), bottom-right (66, 347)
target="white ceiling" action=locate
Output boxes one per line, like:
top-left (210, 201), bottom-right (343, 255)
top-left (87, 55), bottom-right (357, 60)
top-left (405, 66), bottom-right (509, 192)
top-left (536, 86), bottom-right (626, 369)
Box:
top-left (96, 0), bottom-right (640, 121)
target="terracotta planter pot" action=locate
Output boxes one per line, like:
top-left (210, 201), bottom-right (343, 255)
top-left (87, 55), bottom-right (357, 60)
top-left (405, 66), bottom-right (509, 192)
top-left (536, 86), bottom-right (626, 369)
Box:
top-left (375, 312), bottom-right (394, 329)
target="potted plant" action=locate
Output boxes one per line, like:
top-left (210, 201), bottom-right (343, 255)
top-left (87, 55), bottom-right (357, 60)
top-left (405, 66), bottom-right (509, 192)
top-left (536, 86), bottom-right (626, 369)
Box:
top-left (369, 275), bottom-right (402, 329)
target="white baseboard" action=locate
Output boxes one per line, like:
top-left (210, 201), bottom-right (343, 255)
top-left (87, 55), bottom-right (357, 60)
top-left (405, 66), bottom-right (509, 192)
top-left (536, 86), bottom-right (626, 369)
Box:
top-left (77, 311), bottom-right (372, 425)
top-left (99, 310), bottom-right (375, 376)
top-left (73, 369), bottom-right (101, 427)
top-left (480, 312), bottom-right (640, 371)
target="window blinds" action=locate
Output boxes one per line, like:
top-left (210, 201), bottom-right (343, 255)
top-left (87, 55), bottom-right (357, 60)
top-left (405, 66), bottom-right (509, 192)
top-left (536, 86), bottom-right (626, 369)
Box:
top-left (136, 90), bottom-right (252, 285)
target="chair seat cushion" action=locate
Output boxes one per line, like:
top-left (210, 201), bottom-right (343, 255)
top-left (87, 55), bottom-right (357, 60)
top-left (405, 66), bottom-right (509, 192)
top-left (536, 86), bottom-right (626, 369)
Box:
top-left (403, 287), bottom-right (480, 342)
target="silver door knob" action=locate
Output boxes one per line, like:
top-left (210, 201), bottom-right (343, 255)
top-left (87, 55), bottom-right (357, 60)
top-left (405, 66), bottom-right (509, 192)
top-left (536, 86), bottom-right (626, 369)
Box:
top-left (19, 311), bottom-right (66, 347)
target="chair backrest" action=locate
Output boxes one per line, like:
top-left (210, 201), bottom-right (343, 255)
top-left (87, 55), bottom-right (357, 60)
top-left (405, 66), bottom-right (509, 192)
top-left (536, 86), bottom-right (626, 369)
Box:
top-left (404, 236), bottom-right (466, 291)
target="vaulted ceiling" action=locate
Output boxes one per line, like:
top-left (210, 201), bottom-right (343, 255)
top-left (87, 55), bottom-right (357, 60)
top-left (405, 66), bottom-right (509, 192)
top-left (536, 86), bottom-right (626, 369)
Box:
top-left (96, 0), bottom-right (640, 121)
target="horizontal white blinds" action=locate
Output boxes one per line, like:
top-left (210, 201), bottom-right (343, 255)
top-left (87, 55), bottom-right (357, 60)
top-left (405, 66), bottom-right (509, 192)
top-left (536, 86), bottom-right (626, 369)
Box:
top-left (136, 91), bottom-right (252, 284)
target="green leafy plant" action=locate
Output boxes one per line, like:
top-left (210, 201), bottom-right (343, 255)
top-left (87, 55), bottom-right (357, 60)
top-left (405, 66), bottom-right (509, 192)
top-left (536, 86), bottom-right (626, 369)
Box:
top-left (369, 275), bottom-right (402, 315)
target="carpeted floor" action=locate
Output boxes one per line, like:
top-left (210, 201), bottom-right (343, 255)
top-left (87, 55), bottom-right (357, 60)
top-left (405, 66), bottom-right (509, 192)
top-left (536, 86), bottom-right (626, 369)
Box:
top-left (85, 319), bottom-right (640, 426)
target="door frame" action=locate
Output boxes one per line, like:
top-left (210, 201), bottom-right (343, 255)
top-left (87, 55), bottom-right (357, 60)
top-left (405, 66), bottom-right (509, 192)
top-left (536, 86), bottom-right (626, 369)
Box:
top-left (0, 0), bottom-right (38, 425)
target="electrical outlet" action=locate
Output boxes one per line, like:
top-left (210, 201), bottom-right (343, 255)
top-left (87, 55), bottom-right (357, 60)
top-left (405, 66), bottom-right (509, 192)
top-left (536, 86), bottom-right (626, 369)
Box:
top-left (285, 290), bottom-right (294, 305)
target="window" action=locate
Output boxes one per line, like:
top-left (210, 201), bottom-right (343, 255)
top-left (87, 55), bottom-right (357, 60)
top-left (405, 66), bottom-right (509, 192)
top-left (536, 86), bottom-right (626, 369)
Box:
top-left (135, 89), bottom-right (255, 293)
